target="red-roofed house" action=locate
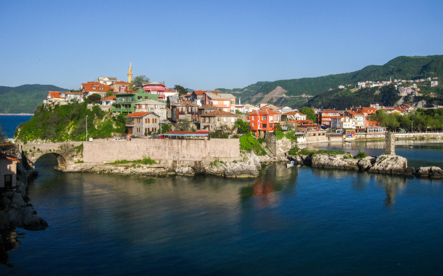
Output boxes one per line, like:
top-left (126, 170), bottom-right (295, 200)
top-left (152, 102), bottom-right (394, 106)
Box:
top-left (125, 112), bottom-right (160, 136)
top-left (344, 110), bottom-right (366, 128)
top-left (0, 153), bottom-right (20, 189)
top-left (202, 91), bottom-right (236, 113)
top-left (82, 82), bottom-right (114, 98)
top-left (190, 90), bottom-right (208, 106)
top-left (354, 107), bottom-right (377, 118)
top-left (282, 111), bottom-right (306, 121)
top-left (199, 110), bottom-right (239, 132)
top-left (248, 108), bottom-right (282, 138)
top-left (99, 95), bottom-right (116, 109)
top-left (111, 81), bottom-right (129, 92)
top-left (318, 109), bottom-right (340, 127)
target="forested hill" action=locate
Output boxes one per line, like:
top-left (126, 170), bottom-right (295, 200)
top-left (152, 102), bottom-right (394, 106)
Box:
top-left (0, 84), bottom-right (68, 114)
top-left (217, 55), bottom-right (443, 107)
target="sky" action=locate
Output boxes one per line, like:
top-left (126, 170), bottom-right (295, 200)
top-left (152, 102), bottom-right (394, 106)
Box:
top-left (1, 0), bottom-right (442, 91)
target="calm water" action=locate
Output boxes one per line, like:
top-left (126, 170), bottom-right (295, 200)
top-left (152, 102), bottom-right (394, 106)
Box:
top-left (1, 153), bottom-right (443, 275)
top-left (306, 141), bottom-right (443, 168)
top-left (1, 116), bottom-right (443, 275)
top-left (0, 114), bottom-right (33, 138)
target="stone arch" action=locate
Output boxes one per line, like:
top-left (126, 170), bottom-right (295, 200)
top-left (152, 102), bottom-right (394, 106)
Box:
top-left (26, 151), bottom-right (68, 170)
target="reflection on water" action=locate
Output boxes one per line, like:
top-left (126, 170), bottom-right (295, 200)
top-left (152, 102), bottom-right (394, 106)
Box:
top-left (0, 230), bottom-right (22, 267)
top-left (2, 157), bottom-right (443, 275)
top-left (240, 163), bottom-right (298, 206)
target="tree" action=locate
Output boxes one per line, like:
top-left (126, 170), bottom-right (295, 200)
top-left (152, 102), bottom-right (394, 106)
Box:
top-left (234, 119), bottom-right (250, 134)
top-left (299, 107), bottom-right (317, 123)
top-left (87, 94), bottom-right (102, 104)
top-left (106, 90), bottom-right (114, 97)
top-left (174, 85), bottom-right (188, 95)
top-left (132, 75), bottom-right (150, 89)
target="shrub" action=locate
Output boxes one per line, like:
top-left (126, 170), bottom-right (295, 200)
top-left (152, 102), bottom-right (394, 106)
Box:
top-left (354, 151), bottom-right (368, 159)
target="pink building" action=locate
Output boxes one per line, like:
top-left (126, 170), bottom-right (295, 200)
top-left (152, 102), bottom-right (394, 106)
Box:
top-left (143, 82), bottom-right (166, 101)
top-left (202, 91), bottom-right (236, 113)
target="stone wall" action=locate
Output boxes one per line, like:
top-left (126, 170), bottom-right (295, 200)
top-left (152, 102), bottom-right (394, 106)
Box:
top-left (82, 138), bottom-right (241, 164)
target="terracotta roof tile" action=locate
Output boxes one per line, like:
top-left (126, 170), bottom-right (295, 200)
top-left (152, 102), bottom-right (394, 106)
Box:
top-left (125, 112), bottom-right (159, 118)
top-left (200, 110), bottom-right (239, 117)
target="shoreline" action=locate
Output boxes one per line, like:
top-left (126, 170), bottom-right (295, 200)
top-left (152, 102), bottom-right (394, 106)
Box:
top-left (0, 113), bottom-right (33, 116)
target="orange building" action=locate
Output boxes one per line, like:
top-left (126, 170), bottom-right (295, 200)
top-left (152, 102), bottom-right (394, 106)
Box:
top-left (248, 108), bottom-right (282, 138)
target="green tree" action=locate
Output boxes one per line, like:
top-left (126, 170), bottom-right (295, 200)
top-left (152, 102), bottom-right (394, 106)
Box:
top-left (106, 90), bottom-right (114, 97)
top-left (87, 94), bottom-right (102, 104)
top-left (299, 107), bottom-right (317, 123)
top-left (132, 75), bottom-right (150, 89)
top-left (174, 85), bottom-right (188, 95)
top-left (233, 119), bottom-right (250, 134)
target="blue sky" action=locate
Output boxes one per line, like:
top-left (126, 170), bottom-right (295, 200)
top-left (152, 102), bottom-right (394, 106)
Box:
top-left (1, 0), bottom-right (442, 91)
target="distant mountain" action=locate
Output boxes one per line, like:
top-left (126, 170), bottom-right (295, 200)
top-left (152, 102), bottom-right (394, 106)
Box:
top-left (0, 84), bottom-right (68, 114)
top-left (217, 55), bottom-right (443, 108)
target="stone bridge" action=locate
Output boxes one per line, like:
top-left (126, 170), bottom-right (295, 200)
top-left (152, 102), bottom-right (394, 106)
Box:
top-left (18, 138), bottom-right (241, 171)
top-left (19, 142), bottom-right (84, 169)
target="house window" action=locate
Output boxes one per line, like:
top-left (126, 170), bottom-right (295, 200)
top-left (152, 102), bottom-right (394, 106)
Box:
top-left (145, 118), bottom-right (147, 123)
top-left (262, 124), bottom-right (267, 128)
top-left (224, 117), bottom-right (227, 122)
top-left (231, 117), bottom-right (235, 122)
top-left (252, 116), bottom-right (255, 120)
top-left (147, 118), bottom-right (150, 123)
top-left (224, 101), bottom-right (229, 106)
top-left (262, 116), bottom-right (266, 121)
top-left (252, 123), bottom-right (255, 126)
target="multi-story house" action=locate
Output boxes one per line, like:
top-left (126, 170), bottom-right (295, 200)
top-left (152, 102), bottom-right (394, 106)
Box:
top-left (317, 109), bottom-right (340, 127)
top-left (344, 110), bottom-right (366, 129)
top-left (199, 110), bottom-right (239, 132)
top-left (331, 116), bottom-right (356, 130)
top-left (82, 82), bottom-right (114, 98)
top-left (112, 88), bottom-right (159, 114)
top-left (248, 108), bottom-right (282, 138)
top-left (125, 112), bottom-right (160, 136)
top-left (134, 99), bottom-right (167, 121)
top-left (202, 91), bottom-right (236, 113)
top-left (142, 82), bottom-right (178, 102)
top-left (190, 90), bottom-right (207, 106)
top-left (281, 111), bottom-right (306, 121)
top-left (171, 102), bottom-right (199, 122)
top-left (111, 81), bottom-right (130, 92)
top-left (44, 91), bottom-right (84, 105)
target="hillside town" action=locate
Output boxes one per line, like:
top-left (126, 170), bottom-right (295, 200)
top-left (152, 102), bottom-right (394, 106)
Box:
top-left (41, 62), bottom-right (440, 143)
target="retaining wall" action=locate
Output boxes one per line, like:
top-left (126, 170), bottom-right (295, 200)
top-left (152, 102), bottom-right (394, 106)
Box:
top-left (82, 138), bottom-right (241, 164)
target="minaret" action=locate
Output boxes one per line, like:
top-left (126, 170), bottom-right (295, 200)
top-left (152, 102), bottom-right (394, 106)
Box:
top-left (127, 61), bottom-right (133, 84)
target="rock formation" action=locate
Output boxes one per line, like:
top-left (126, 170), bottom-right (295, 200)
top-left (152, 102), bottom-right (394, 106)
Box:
top-left (414, 166), bottom-right (443, 179)
top-left (368, 154), bottom-right (414, 176)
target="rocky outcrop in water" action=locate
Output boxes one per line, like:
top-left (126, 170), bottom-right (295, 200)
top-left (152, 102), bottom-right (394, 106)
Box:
top-left (0, 178), bottom-right (48, 230)
top-left (368, 154), bottom-right (414, 176)
top-left (311, 154), bottom-right (359, 171)
top-left (414, 166), bottom-right (443, 179)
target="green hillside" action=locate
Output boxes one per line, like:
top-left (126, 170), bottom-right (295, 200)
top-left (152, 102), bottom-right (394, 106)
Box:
top-left (15, 102), bottom-right (125, 142)
top-left (0, 84), bottom-right (68, 114)
top-left (218, 55), bottom-right (443, 107)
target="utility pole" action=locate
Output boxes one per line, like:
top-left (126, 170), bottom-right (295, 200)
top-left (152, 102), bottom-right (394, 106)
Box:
top-left (86, 115), bottom-right (88, 141)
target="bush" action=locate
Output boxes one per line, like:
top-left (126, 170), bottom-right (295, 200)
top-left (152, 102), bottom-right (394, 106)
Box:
top-left (354, 151), bottom-right (368, 159)
top-left (239, 133), bottom-right (266, 156)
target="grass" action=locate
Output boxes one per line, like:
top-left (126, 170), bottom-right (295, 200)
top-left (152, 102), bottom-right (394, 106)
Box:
top-left (109, 156), bottom-right (156, 165)
top-left (288, 146), bottom-right (347, 156)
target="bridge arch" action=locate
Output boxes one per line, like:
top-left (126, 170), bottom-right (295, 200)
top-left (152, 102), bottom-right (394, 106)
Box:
top-left (20, 142), bottom-right (83, 170)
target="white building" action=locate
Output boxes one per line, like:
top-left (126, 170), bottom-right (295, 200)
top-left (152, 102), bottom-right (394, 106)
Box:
top-left (134, 99), bottom-right (167, 121)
